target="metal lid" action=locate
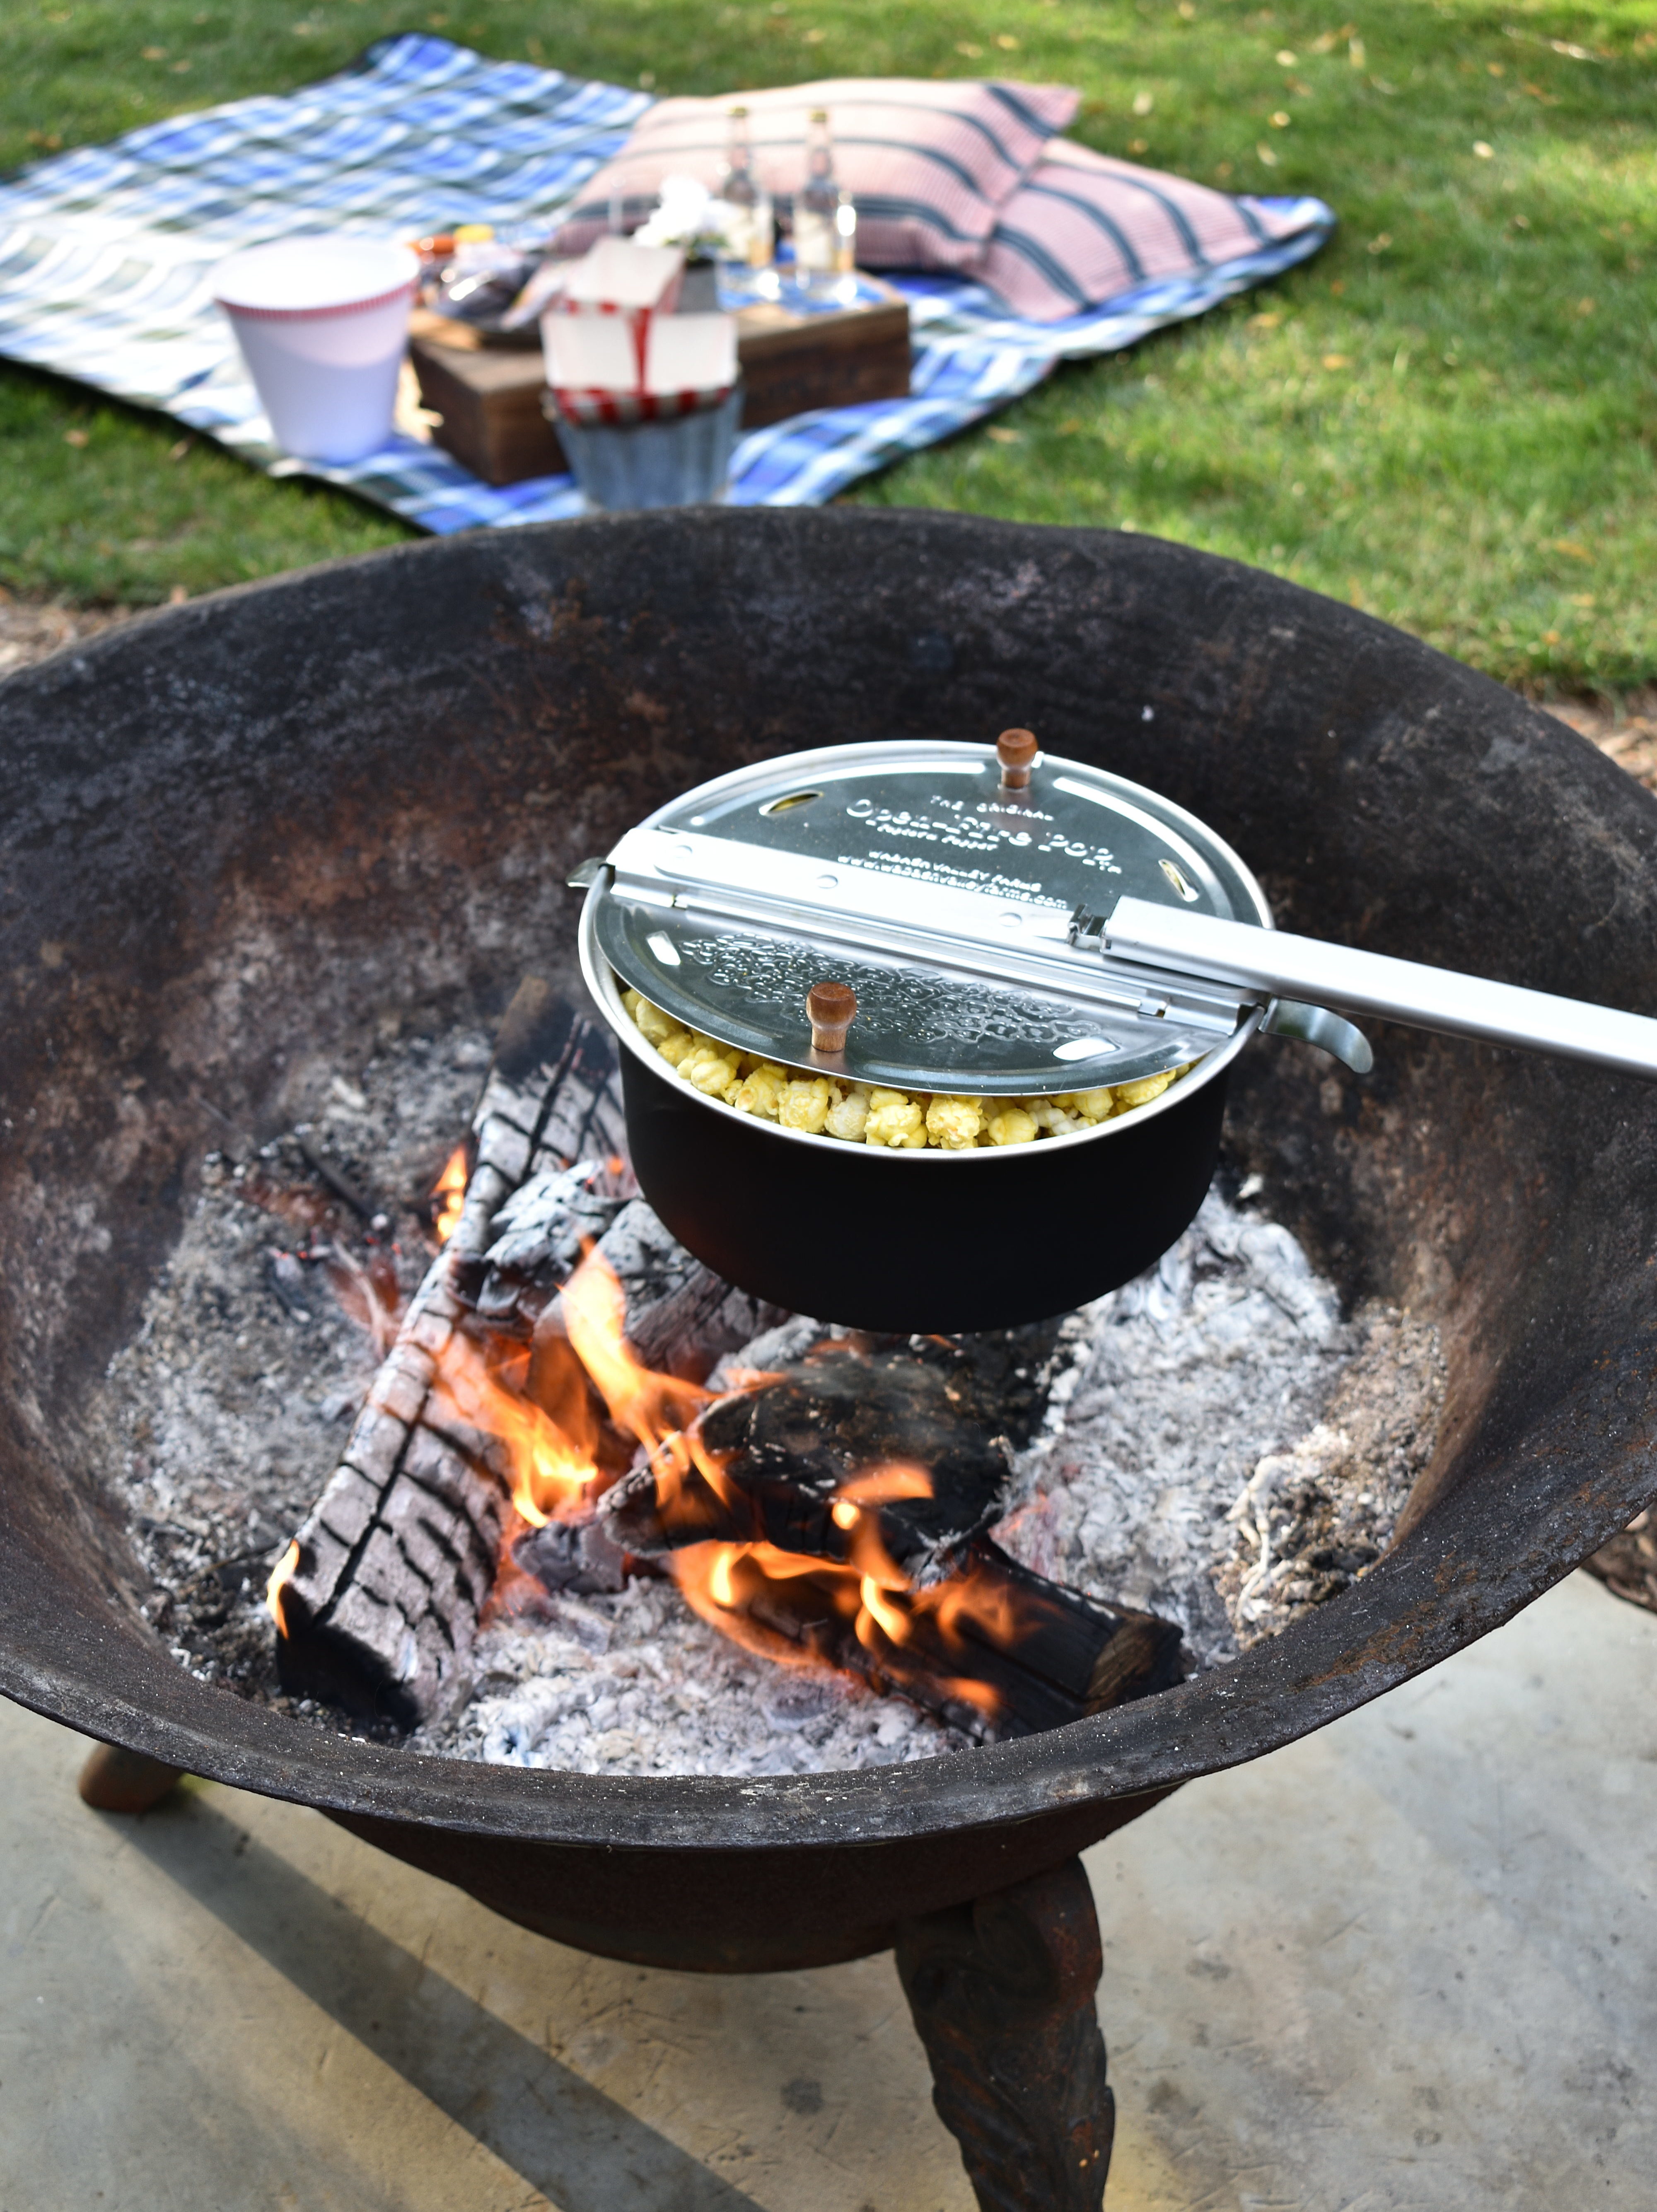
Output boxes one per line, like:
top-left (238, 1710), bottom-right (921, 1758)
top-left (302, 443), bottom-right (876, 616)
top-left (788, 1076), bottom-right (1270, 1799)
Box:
top-left (582, 737), bottom-right (1274, 1095)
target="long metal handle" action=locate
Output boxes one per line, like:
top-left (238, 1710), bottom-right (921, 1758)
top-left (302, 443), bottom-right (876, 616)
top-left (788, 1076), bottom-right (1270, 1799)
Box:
top-left (1105, 894), bottom-right (1657, 1081)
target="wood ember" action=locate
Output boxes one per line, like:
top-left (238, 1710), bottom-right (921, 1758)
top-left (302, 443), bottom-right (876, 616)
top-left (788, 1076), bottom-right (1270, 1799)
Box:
top-left (600, 1340), bottom-right (1022, 1567)
top-left (588, 1332), bottom-right (1182, 1739)
top-left (679, 1531), bottom-right (1183, 1741)
top-left (276, 981), bottom-right (786, 1729)
top-left (275, 981), bottom-right (630, 1725)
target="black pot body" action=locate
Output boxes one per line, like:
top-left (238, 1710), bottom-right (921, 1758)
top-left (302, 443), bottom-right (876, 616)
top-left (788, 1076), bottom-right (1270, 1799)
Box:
top-left (618, 1041), bottom-right (1231, 1332)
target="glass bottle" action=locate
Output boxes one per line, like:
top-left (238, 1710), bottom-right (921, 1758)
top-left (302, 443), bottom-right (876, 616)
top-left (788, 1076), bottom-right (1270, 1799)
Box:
top-left (793, 109), bottom-right (855, 290)
top-left (720, 104), bottom-right (773, 269)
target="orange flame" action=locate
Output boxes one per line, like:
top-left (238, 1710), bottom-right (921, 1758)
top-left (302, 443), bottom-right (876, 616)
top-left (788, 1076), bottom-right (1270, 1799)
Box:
top-left (431, 1147), bottom-right (468, 1243)
top-left (266, 1539), bottom-right (300, 1637)
top-left (430, 1327), bottom-right (600, 1528)
top-left (668, 1463), bottom-right (1016, 1722)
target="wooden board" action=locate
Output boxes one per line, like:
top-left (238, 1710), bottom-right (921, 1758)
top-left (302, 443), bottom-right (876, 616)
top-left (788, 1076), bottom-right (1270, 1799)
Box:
top-left (407, 281), bottom-right (912, 488)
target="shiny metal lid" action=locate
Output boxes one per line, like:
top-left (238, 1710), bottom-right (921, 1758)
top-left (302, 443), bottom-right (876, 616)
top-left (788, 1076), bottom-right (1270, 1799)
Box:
top-left (581, 737), bottom-right (1274, 1095)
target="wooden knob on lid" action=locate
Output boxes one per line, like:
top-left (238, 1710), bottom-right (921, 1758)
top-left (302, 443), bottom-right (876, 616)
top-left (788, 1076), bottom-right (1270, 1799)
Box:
top-left (997, 727), bottom-right (1038, 790)
top-left (807, 980), bottom-right (857, 1055)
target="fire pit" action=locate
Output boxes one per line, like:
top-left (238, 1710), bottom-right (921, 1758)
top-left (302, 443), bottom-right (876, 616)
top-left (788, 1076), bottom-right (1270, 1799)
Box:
top-left (5, 509), bottom-right (1656, 2205)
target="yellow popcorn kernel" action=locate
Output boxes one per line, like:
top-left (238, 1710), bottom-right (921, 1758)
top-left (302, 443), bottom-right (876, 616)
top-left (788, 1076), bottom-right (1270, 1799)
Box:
top-left (622, 987), bottom-right (643, 1019)
top-left (633, 996), bottom-right (680, 1047)
top-left (926, 1094), bottom-right (984, 1149)
top-left (1114, 1069), bottom-right (1176, 1111)
top-left (655, 1027), bottom-right (696, 1067)
top-left (732, 1062), bottom-right (788, 1119)
top-left (824, 1082), bottom-right (871, 1141)
top-left (779, 1075), bottom-right (833, 1133)
top-left (680, 1036), bottom-right (742, 1097)
top-left (865, 1088), bottom-right (928, 1148)
top-left (986, 1105), bottom-right (1039, 1147)
top-left (1061, 1087), bottom-right (1118, 1124)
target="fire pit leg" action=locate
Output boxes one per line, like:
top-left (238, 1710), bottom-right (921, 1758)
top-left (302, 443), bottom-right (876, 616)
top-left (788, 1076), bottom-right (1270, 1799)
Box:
top-left (77, 1742), bottom-right (184, 1814)
top-left (895, 1855), bottom-right (1111, 2212)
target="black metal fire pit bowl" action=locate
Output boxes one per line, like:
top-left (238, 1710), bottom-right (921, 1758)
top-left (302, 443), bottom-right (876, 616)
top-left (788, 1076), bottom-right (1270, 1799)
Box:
top-left (4, 509), bottom-right (1657, 2193)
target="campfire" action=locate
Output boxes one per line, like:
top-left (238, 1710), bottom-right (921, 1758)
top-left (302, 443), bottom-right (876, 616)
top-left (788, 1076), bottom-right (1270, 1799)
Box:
top-left (263, 983), bottom-right (1184, 1742)
top-left (222, 978), bottom-right (1437, 1768)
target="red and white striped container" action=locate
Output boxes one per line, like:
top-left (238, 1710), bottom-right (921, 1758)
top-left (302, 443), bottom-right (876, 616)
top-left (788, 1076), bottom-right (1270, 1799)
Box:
top-left (213, 237), bottom-right (418, 464)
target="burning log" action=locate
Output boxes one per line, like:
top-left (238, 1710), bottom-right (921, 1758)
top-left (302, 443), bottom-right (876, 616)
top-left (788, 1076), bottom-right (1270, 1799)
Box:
top-left (673, 1532), bottom-right (1183, 1742)
top-left (592, 1338), bottom-right (1184, 1741)
top-left (272, 982), bottom-right (630, 1725)
top-left (273, 981), bottom-right (787, 1729)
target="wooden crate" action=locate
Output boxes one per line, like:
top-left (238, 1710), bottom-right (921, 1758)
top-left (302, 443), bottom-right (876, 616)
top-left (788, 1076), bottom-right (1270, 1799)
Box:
top-left (407, 282), bottom-right (911, 488)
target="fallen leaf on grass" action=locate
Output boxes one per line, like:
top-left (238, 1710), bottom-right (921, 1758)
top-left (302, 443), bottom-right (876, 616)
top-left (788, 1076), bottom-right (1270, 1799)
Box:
top-left (63, 428), bottom-right (88, 447)
top-left (1133, 89), bottom-right (1155, 114)
top-left (1321, 353), bottom-right (1352, 369)
top-left (1552, 539), bottom-right (1591, 560)
top-left (1256, 143), bottom-right (1278, 164)
top-left (986, 426), bottom-right (1023, 444)
top-left (168, 437), bottom-right (193, 462)
top-left (141, 45), bottom-right (167, 60)
top-left (956, 41), bottom-right (983, 56)
top-left (1269, 109), bottom-right (1291, 126)
top-left (1366, 232), bottom-right (1392, 252)
top-left (1129, 138), bottom-right (1150, 154)
top-left (1569, 594), bottom-right (1596, 609)
top-left (1575, 297), bottom-right (1595, 316)
top-left (1249, 311), bottom-right (1282, 328)
top-left (996, 33), bottom-right (1020, 50)
top-left (1473, 140), bottom-right (1494, 157)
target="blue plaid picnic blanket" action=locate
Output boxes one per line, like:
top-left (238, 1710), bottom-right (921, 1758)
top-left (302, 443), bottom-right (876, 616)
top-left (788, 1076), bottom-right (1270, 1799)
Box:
top-left (0, 35), bottom-right (1334, 532)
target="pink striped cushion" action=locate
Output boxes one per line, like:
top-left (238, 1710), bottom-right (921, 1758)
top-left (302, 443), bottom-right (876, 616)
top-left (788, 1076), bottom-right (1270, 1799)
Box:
top-left (555, 77), bottom-right (1079, 273)
top-left (976, 139), bottom-right (1315, 322)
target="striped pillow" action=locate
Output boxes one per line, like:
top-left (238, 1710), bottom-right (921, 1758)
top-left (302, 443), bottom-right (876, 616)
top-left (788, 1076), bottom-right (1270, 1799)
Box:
top-left (554, 77), bottom-right (1080, 273)
top-left (976, 139), bottom-right (1317, 322)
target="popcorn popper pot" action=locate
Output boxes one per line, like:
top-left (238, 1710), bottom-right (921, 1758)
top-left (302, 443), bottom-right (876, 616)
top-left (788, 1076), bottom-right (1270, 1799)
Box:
top-left (578, 727), bottom-right (1657, 1333)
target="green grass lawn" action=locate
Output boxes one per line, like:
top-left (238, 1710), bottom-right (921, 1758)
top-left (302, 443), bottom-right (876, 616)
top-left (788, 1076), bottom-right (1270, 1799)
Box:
top-left (3, 0), bottom-right (1655, 694)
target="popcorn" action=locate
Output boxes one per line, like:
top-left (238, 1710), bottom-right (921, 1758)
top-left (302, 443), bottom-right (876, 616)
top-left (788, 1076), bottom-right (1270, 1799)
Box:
top-left (1113, 1070), bottom-right (1177, 1110)
top-left (824, 1082), bottom-right (872, 1140)
top-left (865, 1089), bottom-right (929, 1148)
top-left (986, 1105), bottom-right (1039, 1147)
top-left (925, 1095), bottom-right (985, 1149)
top-left (732, 1061), bottom-right (788, 1118)
top-left (779, 1075), bottom-right (833, 1133)
top-left (619, 982), bottom-right (1196, 1147)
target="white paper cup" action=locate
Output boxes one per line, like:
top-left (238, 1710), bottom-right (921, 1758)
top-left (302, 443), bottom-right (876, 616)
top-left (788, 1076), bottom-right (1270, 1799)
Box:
top-left (213, 237), bottom-right (418, 464)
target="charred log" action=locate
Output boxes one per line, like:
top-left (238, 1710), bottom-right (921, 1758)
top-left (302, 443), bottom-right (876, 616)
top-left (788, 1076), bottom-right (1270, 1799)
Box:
top-left (276, 983), bottom-right (627, 1727)
top-left (601, 1340), bottom-right (1019, 1567)
top-left (275, 983), bottom-right (785, 1729)
top-left (664, 1533), bottom-right (1182, 1742)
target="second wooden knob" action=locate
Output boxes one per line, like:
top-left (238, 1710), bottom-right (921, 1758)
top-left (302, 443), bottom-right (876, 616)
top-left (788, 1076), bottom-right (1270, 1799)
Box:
top-left (807, 980), bottom-right (858, 1054)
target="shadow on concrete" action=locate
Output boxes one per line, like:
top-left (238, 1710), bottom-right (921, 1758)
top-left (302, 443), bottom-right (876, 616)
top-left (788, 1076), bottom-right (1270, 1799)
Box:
top-left (123, 1790), bottom-right (767, 2212)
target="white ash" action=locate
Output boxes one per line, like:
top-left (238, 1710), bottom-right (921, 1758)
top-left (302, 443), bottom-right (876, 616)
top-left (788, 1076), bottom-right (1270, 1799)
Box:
top-left (86, 994), bottom-right (1442, 1770)
top-left (996, 1187), bottom-right (1445, 1671)
top-left (82, 1025), bottom-right (494, 1721)
top-left (413, 1577), bottom-right (966, 1777)
top-left (422, 1191), bottom-right (1442, 1777)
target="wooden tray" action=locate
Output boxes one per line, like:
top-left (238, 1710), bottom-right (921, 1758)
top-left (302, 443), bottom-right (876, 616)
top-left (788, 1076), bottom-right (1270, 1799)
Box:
top-left (407, 282), bottom-right (912, 488)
